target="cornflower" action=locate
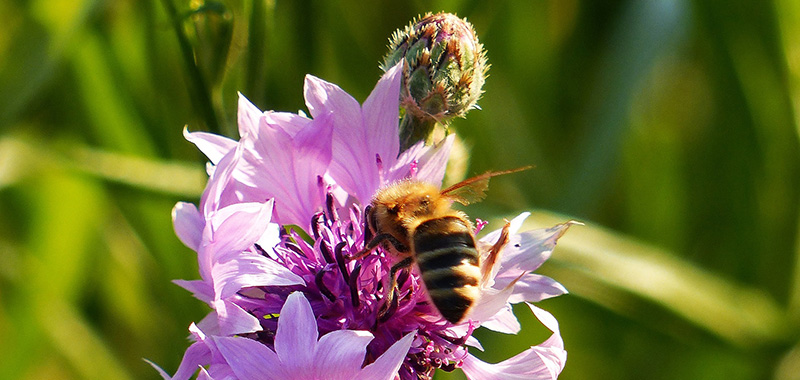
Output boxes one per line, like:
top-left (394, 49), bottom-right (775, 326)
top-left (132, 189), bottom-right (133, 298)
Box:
top-left (153, 63), bottom-right (572, 380)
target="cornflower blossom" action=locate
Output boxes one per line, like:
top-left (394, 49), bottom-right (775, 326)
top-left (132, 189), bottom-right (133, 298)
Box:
top-left (154, 63), bottom-right (573, 379)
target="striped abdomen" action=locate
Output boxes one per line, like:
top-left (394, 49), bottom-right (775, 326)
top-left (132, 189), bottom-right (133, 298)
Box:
top-left (413, 216), bottom-right (481, 323)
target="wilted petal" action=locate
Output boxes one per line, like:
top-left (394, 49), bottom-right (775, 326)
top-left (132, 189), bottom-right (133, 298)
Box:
top-left (173, 202), bottom-right (204, 251)
top-left (214, 336), bottom-right (286, 380)
top-left (274, 292), bottom-right (318, 377)
top-left (355, 331), bottom-right (416, 380)
top-left (314, 330), bottom-right (374, 380)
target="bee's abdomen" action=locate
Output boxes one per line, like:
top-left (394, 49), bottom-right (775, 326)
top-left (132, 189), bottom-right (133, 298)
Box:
top-left (413, 217), bottom-right (481, 323)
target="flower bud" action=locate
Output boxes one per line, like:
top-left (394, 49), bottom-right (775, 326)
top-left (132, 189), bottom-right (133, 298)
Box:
top-left (382, 13), bottom-right (488, 151)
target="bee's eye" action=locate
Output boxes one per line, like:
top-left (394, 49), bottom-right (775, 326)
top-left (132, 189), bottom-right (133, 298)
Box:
top-left (420, 196), bottom-right (430, 207)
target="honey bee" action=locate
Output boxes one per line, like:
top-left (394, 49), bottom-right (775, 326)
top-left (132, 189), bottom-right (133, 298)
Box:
top-left (350, 167), bottom-right (529, 323)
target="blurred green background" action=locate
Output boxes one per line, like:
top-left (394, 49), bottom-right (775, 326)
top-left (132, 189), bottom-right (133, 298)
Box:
top-left (1, 0), bottom-right (799, 379)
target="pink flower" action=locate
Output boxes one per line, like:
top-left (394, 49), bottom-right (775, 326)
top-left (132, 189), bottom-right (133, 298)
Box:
top-left (154, 63), bottom-right (572, 379)
top-left (156, 292), bottom-right (415, 380)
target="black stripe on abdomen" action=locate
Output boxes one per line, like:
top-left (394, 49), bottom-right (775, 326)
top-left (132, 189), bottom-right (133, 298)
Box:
top-left (428, 289), bottom-right (474, 323)
top-left (413, 217), bottom-right (479, 271)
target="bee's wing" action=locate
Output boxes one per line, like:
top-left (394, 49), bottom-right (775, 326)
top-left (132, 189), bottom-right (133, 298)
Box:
top-left (440, 166), bottom-right (532, 205)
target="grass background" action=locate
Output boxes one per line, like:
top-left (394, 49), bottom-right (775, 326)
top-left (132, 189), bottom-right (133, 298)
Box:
top-left (1, 0), bottom-right (799, 379)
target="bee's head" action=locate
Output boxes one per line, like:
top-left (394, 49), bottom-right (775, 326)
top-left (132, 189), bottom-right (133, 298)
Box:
top-left (369, 181), bottom-right (445, 233)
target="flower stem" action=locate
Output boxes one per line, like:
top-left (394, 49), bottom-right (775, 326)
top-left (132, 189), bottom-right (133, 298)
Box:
top-left (398, 113), bottom-right (437, 152)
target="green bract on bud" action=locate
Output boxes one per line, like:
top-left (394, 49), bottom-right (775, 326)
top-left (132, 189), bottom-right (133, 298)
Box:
top-left (382, 13), bottom-right (489, 152)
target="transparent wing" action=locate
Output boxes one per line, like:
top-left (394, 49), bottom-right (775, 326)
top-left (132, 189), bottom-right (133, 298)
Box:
top-left (440, 166), bottom-right (532, 205)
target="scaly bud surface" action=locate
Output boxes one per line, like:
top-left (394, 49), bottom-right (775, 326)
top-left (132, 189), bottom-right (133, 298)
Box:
top-left (382, 13), bottom-right (489, 152)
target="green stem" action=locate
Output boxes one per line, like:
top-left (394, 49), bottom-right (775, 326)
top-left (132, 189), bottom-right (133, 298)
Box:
top-left (398, 113), bottom-right (437, 152)
top-left (161, 0), bottom-right (221, 134)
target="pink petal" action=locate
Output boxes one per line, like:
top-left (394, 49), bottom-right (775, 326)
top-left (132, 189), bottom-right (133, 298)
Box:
top-left (361, 62), bottom-right (402, 174)
top-left (409, 134), bottom-right (454, 185)
top-left (211, 252), bottom-right (304, 299)
top-left (196, 367), bottom-right (213, 380)
top-left (184, 128), bottom-right (237, 165)
top-left (480, 303), bottom-right (521, 334)
top-left (213, 336), bottom-right (286, 380)
top-left (173, 279), bottom-right (213, 305)
top-left (274, 292), bottom-right (318, 377)
top-left (236, 115), bottom-right (331, 228)
top-left (195, 311), bottom-right (221, 337)
top-left (264, 110), bottom-right (313, 137)
top-left (389, 134), bottom-right (454, 185)
top-left (304, 74), bottom-right (362, 124)
top-left (494, 222), bottom-right (576, 281)
top-left (355, 331), bottom-right (416, 380)
top-left (479, 212), bottom-right (530, 247)
top-left (200, 140), bottom-right (246, 216)
top-left (527, 304), bottom-right (565, 351)
top-left (317, 64), bottom-right (404, 203)
top-left (465, 335), bottom-right (484, 351)
top-left (172, 202), bottom-right (203, 251)
top-left (467, 284), bottom-right (514, 323)
top-left (237, 93), bottom-right (264, 138)
top-left (256, 223), bottom-right (281, 258)
top-left (150, 324), bottom-right (213, 380)
top-left (204, 364), bottom-right (237, 380)
top-left (461, 306), bottom-right (566, 380)
top-left (214, 299), bottom-right (263, 336)
top-left (314, 330), bottom-right (374, 380)
top-left (506, 274), bottom-right (568, 304)
top-left (204, 200), bottom-right (274, 265)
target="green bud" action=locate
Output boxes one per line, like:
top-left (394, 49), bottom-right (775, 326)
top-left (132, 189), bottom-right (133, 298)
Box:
top-left (382, 13), bottom-right (489, 152)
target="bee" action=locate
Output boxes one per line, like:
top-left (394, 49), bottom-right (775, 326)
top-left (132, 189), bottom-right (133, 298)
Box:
top-left (350, 167), bottom-right (529, 323)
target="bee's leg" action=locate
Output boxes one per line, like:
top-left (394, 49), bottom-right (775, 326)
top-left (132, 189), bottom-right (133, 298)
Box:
top-left (481, 221), bottom-right (511, 284)
top-left (346, 233), bottom-right (409, 261)
top-left (379, 256), bottom-right (413, 321)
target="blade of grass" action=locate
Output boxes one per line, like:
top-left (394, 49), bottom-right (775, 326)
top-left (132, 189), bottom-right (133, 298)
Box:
top-left (37, 300), bottom-right (135, 380)
top-left (0, 0), bottom-right (100, 127)
top-left (776, 0), bottom-right (800, 327)
top-left (559, 0), bottom-right (686, 215)
top-left (0, 135), bottom-right (205, 197)
top-left (160, 0), bottom-right (221, 135)
top-left (522, 210), bottom-right (791, 347)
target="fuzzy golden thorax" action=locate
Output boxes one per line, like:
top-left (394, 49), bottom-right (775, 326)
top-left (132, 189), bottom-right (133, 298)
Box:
top-left (368, 180), bottom-right (465, 251)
